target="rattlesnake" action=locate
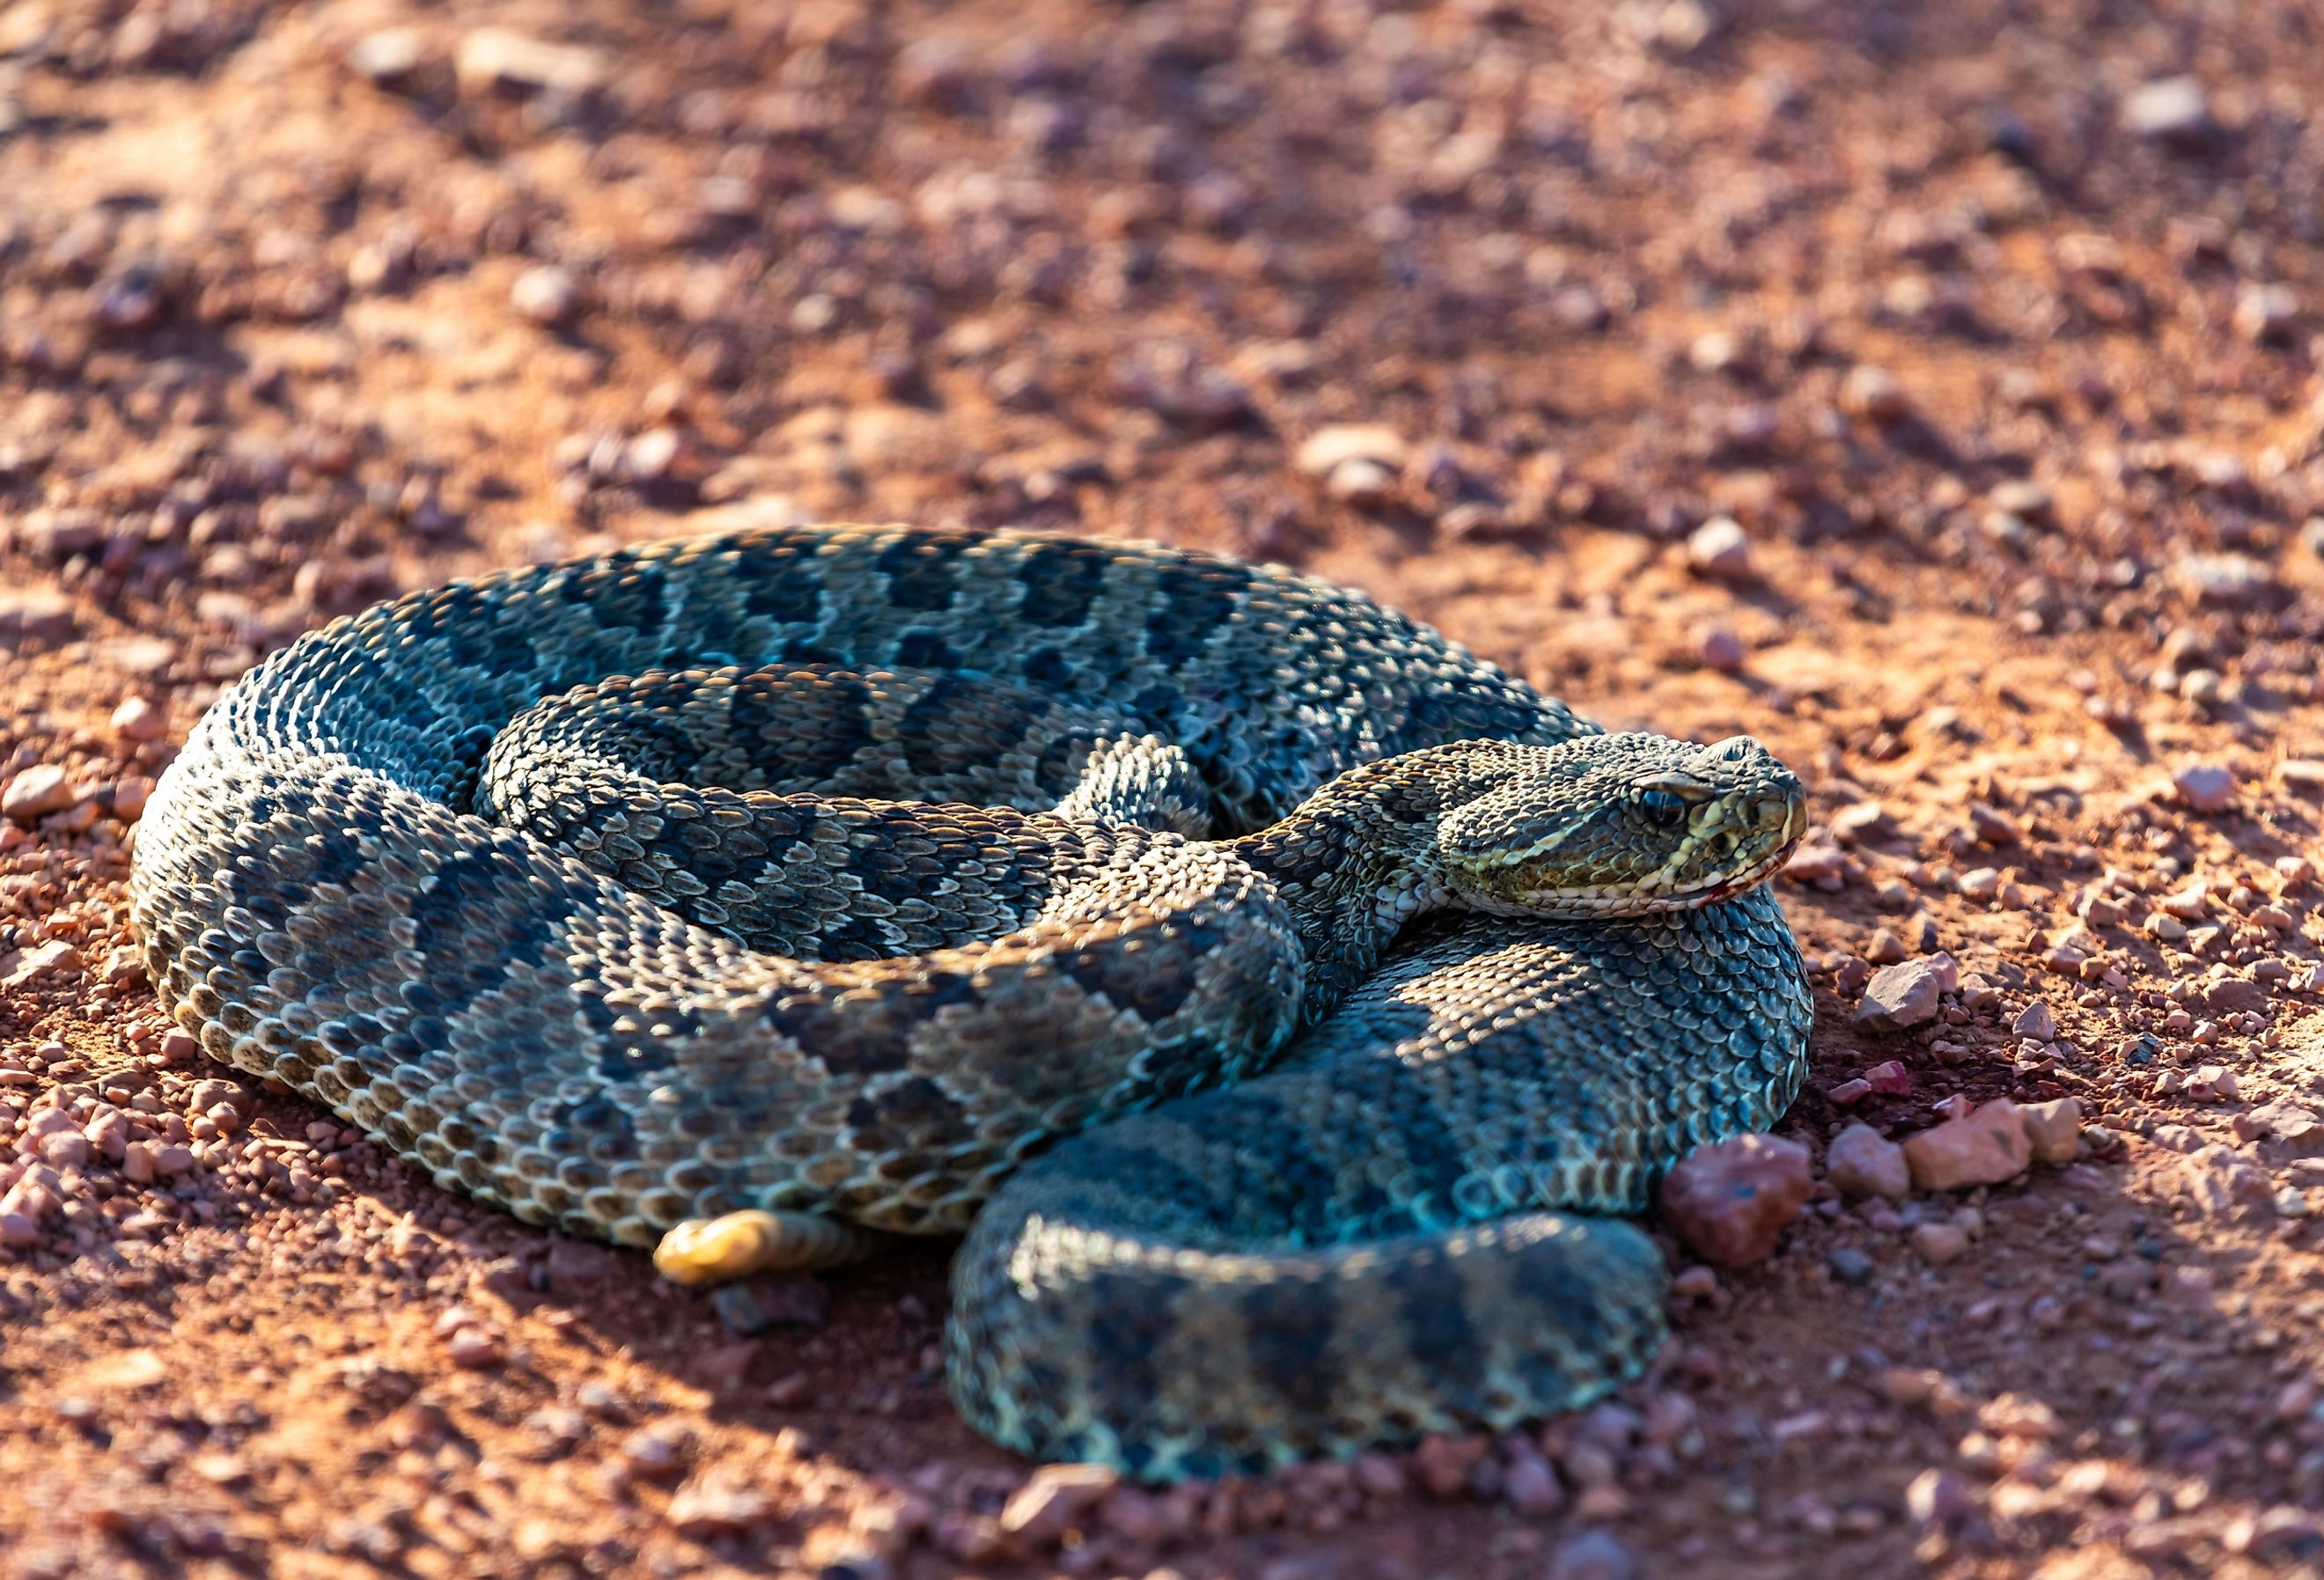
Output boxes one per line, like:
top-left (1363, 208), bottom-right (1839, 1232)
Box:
top-left (129, 521), bottom-right (1813, 1479)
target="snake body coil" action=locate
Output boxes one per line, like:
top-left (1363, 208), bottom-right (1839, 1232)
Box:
top-left (129, 522), bottom-right (1813, 1478)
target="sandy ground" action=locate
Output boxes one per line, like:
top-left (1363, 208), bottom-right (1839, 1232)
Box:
top-left (5, 1), bottom-right (2324, 1576)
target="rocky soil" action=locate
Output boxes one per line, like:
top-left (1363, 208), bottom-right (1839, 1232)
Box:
top-left (5, 1), bottom-right (2324, 1576)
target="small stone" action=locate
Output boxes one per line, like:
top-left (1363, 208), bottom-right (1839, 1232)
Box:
top-left (1325, 458), bottom-right (1397, 507)
top-left (2019, 1098), bottom-right (2085, 1165)
top-left (1906, 1468), bottom-right (1974, 1527)
top-left (1839, 365), bottom-right (1909, 423)
top-left (349, 26), bottom-right (426, 86)
top-left (1864, 930), bottom-right (1907, 966)
top-left (1903, 1101), bottom-right (2032, 1191)
top-left (1909, 1222), bottom-right (1970, 1264)
top-left (1826, 1123), bottom-right (1911, 1201)
top-left (109, 697), bottom-right (166, 742)
top-left (999, 1463), bottom-right (1119, 1546)
top-left (1, 939), bottom-right (84, 989)
top-left (1547, 1529), bottom-right (1641, 1580)
top-left (1294, 424), bottom-right (1409, 478)
top-left (1967, 804), bottom-right (2019, 845)
top-left (1503, 1449), bottom-right (1565, 1517)
top-left (2122, 76), bottom-right (2211, 143)
top-left (2235, 283), bottom-right (2299, 344)
top-left (0, 592), bottom-right (77, 651)
top-left (1784, 840), bottom-right (1845, 884)
top-left (2171, 762), bottom-right (2235, 812)
top-left (1853, 952), bottom-right (1959, 1033)
top-left (665, 1480), bottom-right (772, 1539)
top-left (621, 1425), bottom-right (692, 1479)
top-left (2011, 1002), bottom-right (2057, 1041)
top-left (1697, 627), bottom-right (1747, 672)
top-left (443, 1326), bottom-right (504, 1370)
top-left (1686, 516), bottom-right (1752, 579)
top-left (455, 27), bottom-right (608, 99)
top-left (511, 265), bottom-right (581, 327)
top-left (2172, 554), bottom-right (2274, 609)
top-left (1864, 1061), bottom-right (1911, 1095)
top-left (1827, 1246), bottom-right (1875, 1285)
top-left (1658, 1134), bottom-right (1813, 1268)
top-left (3, 764), bottom-right (73, 824)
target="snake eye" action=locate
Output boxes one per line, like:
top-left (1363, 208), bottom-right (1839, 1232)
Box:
top-left (1637, 788), bottom-right (1687, 816)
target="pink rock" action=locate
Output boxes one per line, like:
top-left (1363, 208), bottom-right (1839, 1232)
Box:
top-left (1909, 1222), bottom-right (1971, 1264)
top-left (1659, 1134), bottom-right (1813, 1268)
top-left (1902, 1100), bottom-right (2033, 1191)
top-left (1, 764), bottom-right (72, 824)
top-left (1783, 840), bottom-right (1846, 884)
top-left (1826, 1123), bottom-right (1911, 1201)
top-left (1827, 1078), bottom-right (1872, 1107)
top-left (2011, 1002), bottom-right (2057, 1040)
top-left (1864, 1061), bottom-right (1913, 1095)
top-left (2018, 1097), bottom-right (2084, 1165)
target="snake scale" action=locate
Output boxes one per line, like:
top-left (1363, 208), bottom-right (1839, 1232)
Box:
top-left (129, 521), bottom-right (1813, 1480)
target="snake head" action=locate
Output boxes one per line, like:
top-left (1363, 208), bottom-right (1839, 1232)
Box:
top-left (1438, 732), bottom-right (1806, 917)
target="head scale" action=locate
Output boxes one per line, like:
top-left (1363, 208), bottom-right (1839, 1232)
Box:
top-left (1438, 732), bottom-right (1806, 917)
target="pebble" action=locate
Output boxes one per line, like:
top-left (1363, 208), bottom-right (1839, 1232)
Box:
top-left (1503, 1448), bottom-right (1565, 1517)
top-left (2, 939), bottom-right (85, 989)
top-left (510, 265), bottom-right (582, 327)
top-left (2235, 283), bottom-right (2299, 344)
top-left (1697, 627), bottom-right (1747, 672)
top-left (1827, 1246), bottom-right (1874, 1286)
top-left (665, 1480), bottom-right (773, 1539)
top-left (348, 26), bottom-right (426, 87)
top-left (1783, 838), bottom-right (1845, 885)
top-left (2122, 75), bottom-right (2212, 143)
top-left (2171, 762), bottom-right (2235, 812)
top-left (1852, 952), bottom-right (1958, 1033)
top-left (442, 1326), bottom-right (505, 1370)
top-left (455, 27), bottom-right (608, 99)
top-left (2019, 1097), bottom-right (2085, 1165)
top-left (1864, 1061), bottom-right (1912, 1095)
top-left (1412, 1431), bottom-right (1489, 1497)
top-left (999, 1462), bottom-right (1118, 1545)
top-left (1685, 517), bottom-right (1753, 579)
top-left (1903, 1100), bottom-right (2031, 1191)
top-left (2011, 1002), bottom-right (2057, 1040)
top-left (109, 696), bottom-right (167, 742)
top-left (0, 592), bottom-right (76, 651)
top-left (2, 764), bottom-right (73, 824)
top-left (2171, 554), bottom-right (2274, 609)
top-left (1839, 365), bottom-right (1908, 423)
top-left (1294, 425), bottom-right (1409, 478)
top-left (1325, 458), bottom-right (1398, 508)
top-left (1826, 1123), bottom-right (1911, 1201)
top-left (1909, 1222), bottom-right (1970, 1264)
top-left (1547, 1529), bottom-right (1641, 1580)
top-left (1658, 1134), bottom-right (1813, 1267)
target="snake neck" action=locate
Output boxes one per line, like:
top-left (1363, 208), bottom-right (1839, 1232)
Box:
top-left (1226, 743), bottom-right (1521, 1021)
